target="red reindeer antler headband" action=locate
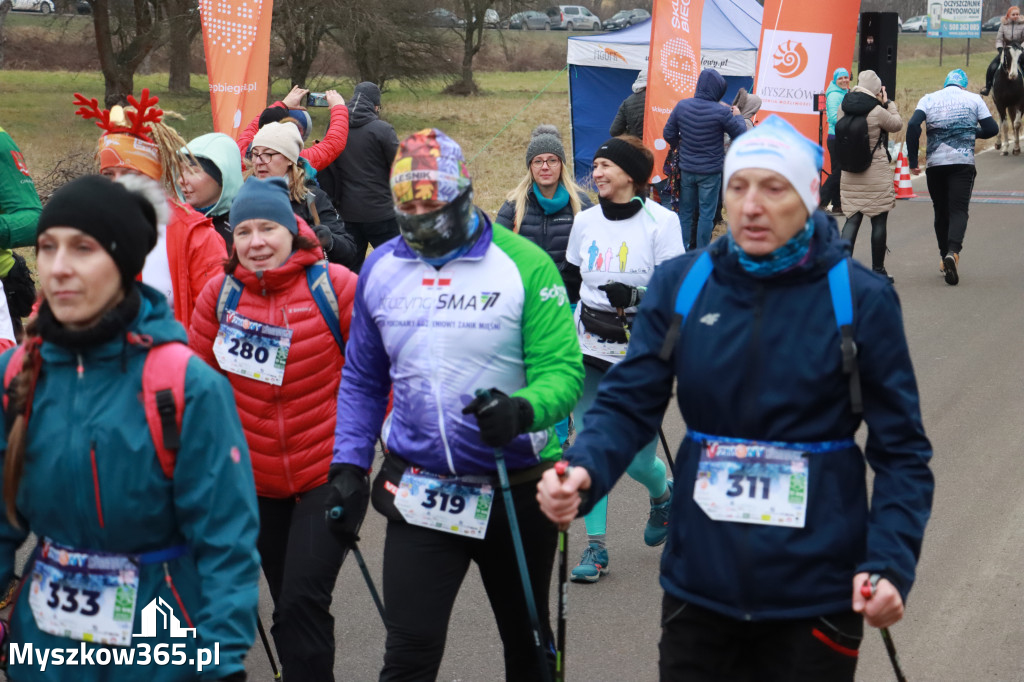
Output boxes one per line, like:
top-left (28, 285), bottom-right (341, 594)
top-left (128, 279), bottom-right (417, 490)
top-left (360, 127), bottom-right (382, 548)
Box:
top-left (73, 89), bottom-right (164, 143)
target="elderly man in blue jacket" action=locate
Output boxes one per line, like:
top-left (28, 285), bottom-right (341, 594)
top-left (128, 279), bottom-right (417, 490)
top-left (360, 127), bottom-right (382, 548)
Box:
top-left (663, 68), bottom-right (747, 249)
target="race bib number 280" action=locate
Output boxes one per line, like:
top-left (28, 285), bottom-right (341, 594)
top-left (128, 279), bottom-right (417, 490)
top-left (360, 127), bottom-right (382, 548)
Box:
top-left (213, 310), bottom-right (293, 386)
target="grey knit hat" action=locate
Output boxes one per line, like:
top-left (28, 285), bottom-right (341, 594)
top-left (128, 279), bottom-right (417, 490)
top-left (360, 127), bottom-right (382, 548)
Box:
top-left (525, 124), bottom-right (566, 167)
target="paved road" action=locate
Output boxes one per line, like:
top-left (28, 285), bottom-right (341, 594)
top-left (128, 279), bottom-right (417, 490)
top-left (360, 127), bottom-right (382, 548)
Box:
top-left (244, 149), bottom-right (1024, 681)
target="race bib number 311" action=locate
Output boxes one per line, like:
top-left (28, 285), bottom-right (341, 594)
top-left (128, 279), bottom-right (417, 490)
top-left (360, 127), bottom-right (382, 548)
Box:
top-left (213, 310), bottom-right (293, 386)
top-left (692, 441), bottom-right (808, 528)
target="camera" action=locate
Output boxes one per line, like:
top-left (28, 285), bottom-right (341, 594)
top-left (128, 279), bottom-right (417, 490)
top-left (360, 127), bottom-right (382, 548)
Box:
top-left (306, 92), bottom-right (329, 107)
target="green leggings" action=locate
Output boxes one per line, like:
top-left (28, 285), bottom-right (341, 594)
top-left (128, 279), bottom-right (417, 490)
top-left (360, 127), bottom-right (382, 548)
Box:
top-left (575, 363), bottom-right (668, 536)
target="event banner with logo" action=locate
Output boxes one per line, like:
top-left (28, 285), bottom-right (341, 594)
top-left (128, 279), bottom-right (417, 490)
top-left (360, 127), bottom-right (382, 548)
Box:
top-left (754, 0), bottom-right (860, 177)
top-left (926, 0), bottom-right (982, 39)
top-left (198, 0), bottom-right (274, 139)
top-left (644, 0), bottom-right (704, 185)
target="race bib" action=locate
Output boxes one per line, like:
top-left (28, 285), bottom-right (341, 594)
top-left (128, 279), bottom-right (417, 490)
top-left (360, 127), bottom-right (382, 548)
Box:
top-left (213, 309), bottom-right (293, 386)
top-left (579, 329), bottom-right (628, 357)
top-left (394, 468), bottom-right (494, 539)
top-left (28, 539), bottom-right (140, 646)
top-left (693, 441), bottom-right (808, 528)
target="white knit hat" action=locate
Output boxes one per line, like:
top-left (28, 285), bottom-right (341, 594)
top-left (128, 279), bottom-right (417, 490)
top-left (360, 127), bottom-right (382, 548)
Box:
top-left (252, 121), bottom-right (303, 164)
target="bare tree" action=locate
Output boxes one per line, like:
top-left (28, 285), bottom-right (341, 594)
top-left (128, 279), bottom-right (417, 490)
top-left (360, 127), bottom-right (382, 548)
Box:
top-left (86, 0), bottom-right (165, 106)
top-left (0, 0), bottom-right (11, 68)
top-left (272, 0), bottom-right (333, 88)
top-left (446, 0), bottom-right (494, 95)
top-left (165, 0), bottom-right (199, 93)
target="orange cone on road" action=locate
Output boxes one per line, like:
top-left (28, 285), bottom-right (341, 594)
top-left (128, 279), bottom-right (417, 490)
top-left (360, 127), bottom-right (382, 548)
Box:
top-left (894, 147), bottom-right (917, 199)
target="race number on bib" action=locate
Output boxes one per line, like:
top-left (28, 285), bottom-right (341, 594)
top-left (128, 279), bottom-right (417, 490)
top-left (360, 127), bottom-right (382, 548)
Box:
top-left (394, 468), bottom-right (494, 539)
top-left (213, 309), bottom-right (293, 386)
top-left (28, 539), bottom-right (140, 646)
top-left (693, 441), bottom-right (808, 528)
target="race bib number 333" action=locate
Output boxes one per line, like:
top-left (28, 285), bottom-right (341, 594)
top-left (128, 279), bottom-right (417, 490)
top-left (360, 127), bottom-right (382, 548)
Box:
top-left (213, 310), bottom-right (293, 386)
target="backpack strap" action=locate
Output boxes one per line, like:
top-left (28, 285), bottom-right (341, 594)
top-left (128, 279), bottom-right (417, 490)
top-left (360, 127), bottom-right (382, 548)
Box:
top-left (142, 342), bottom-right (194, 479)
top-left (215, 275), bottom-right (244, 323)
top-left (827, 258), bottom-right (863, 415)
top-left (306, 261), bottom-right (344, 353)
top-left (658, 251), bottom-right (713, 361)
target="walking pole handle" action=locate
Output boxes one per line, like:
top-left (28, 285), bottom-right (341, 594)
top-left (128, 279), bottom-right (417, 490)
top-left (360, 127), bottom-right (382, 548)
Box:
top-left (328, 505), bottom-right (344, 521)
top-left (861, 573), bottom-right (881, 599)
top-left (554, 461), bottom-right (569, 477)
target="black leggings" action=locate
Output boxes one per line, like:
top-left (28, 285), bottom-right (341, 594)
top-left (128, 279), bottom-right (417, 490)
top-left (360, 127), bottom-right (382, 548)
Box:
top-left (379, 478), bottom-right (557, 681)
top-left (841, 211), bottom-right (889, 270)
top-left (258, 484), bottom-right (347, 682)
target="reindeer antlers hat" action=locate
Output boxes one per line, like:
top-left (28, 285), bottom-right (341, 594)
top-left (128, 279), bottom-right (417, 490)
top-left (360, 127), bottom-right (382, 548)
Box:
top-left (74, 89), bottom-right (190, 192)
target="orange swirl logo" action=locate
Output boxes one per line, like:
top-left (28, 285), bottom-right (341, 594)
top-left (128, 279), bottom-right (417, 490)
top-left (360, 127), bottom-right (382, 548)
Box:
top-left (773, 40), bottom-right (808, 79)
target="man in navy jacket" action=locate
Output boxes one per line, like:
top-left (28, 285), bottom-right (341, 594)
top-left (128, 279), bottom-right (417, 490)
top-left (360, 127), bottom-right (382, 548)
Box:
top-left (663, 68), bottom-right (747, 249)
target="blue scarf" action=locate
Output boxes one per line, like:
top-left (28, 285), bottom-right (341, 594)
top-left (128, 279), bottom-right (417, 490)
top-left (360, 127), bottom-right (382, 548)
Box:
top-left (727, 217), bottom-right (815, 278)
top-left (534, 183), bottom-right (570, 215)
top-left (421, 212), bottom-right (481, 268)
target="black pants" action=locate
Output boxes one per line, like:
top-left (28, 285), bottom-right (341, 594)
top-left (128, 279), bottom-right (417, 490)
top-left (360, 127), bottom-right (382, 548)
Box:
top-left (820, 135), bottom-right (843, 211)
top-left (658, 593), bottom-right (863, 682)
top-left (379, 479), bottom-right (557, 681)
top-left (841, 211), bottom-right (889, 270)
top-left (985, 49), bottom-right (1001, 91)
top-left (925, 163), bottom-right (976, 257)
top-left (258, 484), bottom-right (347, 682)
top-left (347, 218), bottom-right (400, 272)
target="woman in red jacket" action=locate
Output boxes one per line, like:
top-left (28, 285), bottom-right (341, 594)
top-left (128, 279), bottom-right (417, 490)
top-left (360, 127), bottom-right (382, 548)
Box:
top-left (189, 176), bottom-right (357, 682)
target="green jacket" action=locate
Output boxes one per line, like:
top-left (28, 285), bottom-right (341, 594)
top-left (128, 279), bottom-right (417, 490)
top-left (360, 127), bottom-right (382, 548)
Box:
top-left (0, 127), bottom-right (42, 250)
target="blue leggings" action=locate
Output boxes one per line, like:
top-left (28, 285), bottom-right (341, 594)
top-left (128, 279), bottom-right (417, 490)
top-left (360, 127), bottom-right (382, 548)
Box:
top-left (575, 363), bottom-right (667, 537)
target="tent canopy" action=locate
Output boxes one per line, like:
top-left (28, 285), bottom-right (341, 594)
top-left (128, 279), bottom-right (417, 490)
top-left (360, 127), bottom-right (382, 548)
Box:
top-left (567, 0), bottom-right (763, 181)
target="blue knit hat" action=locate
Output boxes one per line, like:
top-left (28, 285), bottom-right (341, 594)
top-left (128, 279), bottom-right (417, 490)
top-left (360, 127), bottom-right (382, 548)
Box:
top-left (832, 67), bottom-right (850, 84)
top-left (944, 69), bottom-right (968, 88)
top-left (230, 177), bottom-right (298, 235)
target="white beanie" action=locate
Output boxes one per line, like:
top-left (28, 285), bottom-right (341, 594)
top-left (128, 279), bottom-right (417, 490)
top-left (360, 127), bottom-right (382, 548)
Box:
top-left (632, 69), bottom-right (648, 93)
top-left (723, 114), bottom-right (824, 215)
top-left (252, 121), bottom-right (303, 164)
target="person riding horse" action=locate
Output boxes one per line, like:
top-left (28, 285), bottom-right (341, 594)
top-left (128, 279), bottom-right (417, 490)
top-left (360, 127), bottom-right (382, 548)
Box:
top-left (991, 40), bottom-right (1024, 155)
top-left (982, 6), bottom-right (1024, 96)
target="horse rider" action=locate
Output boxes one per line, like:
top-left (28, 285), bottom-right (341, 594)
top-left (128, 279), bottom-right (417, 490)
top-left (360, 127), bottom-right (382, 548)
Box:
top-left (981, 5), bottom-right (1024, 96)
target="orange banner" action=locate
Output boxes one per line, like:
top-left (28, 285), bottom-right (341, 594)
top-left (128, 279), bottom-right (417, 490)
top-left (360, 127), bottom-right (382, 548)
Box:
top-left (754, 0), bottom-right (861, 177)
top-left (644, 0), bottom-right (704, 186)
top-left (199, 0), bottom-right (275, 140)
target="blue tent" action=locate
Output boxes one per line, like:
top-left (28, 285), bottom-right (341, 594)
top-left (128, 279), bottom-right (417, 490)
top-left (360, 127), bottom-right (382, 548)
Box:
top-left (567, 0), bottom-right (763, 181)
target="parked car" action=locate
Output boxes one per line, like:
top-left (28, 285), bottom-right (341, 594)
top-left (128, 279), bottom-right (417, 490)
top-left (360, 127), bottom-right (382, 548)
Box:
top-left (902, 15), bottom-right (928, 32)
top-left (602, 8), bottom-right (650, 30)
top-left (11, 0), bottom-right (55, 14)
top-left (507, 10), bottom-right (550, 30)
top-left (76, 0), bottom-right (91, 13)
top-left (427, 8), bottom-right (465, 28)
top-left (484, 8), bottom-right (499, 28)
top-left (545, 5), bottom-right (601, 31)
top-left (983, 15), bottom-right (1002, 31)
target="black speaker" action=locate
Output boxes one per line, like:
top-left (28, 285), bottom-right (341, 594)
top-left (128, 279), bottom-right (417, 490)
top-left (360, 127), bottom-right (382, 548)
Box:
top-left (859, 12), bottom-right (899, 96)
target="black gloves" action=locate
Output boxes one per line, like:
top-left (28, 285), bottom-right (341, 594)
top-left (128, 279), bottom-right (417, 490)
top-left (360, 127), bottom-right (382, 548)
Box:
top-left (324, 463), bottom-right (370, 547)
top-left (462, 389), bottom-right (535, 447)
top-left (598, 282), bottom-right (642, 309)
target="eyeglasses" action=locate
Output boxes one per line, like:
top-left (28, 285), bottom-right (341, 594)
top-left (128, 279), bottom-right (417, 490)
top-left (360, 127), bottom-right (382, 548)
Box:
top-left (531, 157), bottom-right (561, 169)
top-left (252, 150), bottom-right (281, 163)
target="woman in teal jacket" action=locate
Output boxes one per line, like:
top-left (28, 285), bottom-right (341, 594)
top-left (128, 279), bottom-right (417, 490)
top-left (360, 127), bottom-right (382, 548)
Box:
top-left (819, 66), bottom-right (851, 214)
top-left (0, 175), bottom-right (260, 681)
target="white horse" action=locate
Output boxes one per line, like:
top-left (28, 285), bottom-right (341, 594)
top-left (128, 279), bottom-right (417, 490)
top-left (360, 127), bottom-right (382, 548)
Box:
top-left (993, 43), bottom-right (1024, 156)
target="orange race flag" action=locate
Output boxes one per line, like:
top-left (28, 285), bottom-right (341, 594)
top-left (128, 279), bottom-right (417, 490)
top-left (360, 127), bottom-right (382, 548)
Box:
top-left (644, 0), bottom-right (705, 186)
top-left (754, 0), bottom-right (861, 186)
top-left (198, 0), bottom-right (275, 140)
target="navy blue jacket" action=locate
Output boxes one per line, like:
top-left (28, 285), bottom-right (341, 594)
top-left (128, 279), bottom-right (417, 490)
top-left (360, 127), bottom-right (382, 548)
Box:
top-left (567, 214), bottom-right (934, 621)
top-left (663, 69), bottom-right (747, 174)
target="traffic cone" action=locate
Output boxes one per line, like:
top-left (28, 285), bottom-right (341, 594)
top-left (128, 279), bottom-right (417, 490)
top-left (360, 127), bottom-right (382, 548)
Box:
top-left (894, 147), bottom-right (917, 199)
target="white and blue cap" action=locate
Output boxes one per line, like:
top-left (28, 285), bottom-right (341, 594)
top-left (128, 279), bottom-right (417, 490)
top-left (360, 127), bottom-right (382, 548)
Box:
top-left (944, 69), bottom-right (968, 89)
top-left (723, 114), bottom-right (824, 215)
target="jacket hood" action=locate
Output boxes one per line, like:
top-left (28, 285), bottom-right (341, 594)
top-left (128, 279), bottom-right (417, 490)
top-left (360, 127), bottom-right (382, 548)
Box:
top-left (738, 93), bottom-right (762, 119)
top-left (825, 81), bottom-right (847, 97)
top-left (696, 69), bottom-right (728, 102)
top-left (181, 133), bottom-right (244, 218)
top-left (230, 218), bottom-right (323, 294)
top-left (842, 90), bottom-right (880, 116)
top-left (348, 85), bottom-right (381, 128)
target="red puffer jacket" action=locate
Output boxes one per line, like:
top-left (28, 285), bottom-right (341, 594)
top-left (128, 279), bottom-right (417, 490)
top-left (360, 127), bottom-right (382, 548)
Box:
top-left (189, 220), bottom-right (357, 498)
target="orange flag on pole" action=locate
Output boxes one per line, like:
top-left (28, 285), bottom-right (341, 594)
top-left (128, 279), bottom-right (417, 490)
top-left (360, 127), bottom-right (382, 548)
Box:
top-left (644, 0), bottom-right (705, 185)
top-left (199, 0), bottom-right (275, 140)
top-left (754, 0), bottom-right (860, 177)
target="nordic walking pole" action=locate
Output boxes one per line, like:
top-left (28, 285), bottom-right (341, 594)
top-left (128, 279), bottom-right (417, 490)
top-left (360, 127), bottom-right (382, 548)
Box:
top-left (476, 389), bottom-right (553, 682)
top-left (615, 306), bottom-right (631, 343)
top-left (657, 427), bottom-right (675, 471)
top-left (327, 506), bottom-right (386, 624)
top-left (553, 460), bottom-right (570, 682)
top-left (256, 614), bottom-right (281, 680)
top-left (861, 574), bottom-right (909, 682)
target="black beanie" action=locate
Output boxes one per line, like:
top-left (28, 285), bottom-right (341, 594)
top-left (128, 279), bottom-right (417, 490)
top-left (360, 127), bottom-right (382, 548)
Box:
top-left (593, 137), bottom-right (653, 188)
top-left (37, 175), bottom-right (158, 286)
top-left (194, 156), bottom-right (223, 187)
top-left (258, 106), bottom-right (289, 129)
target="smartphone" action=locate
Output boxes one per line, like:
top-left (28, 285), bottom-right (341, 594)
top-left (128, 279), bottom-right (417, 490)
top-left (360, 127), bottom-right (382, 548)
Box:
top-left (307, 92), bottom-right (329, 107)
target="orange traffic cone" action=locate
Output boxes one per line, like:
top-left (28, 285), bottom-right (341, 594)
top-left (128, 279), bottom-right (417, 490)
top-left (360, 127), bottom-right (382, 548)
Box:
top-left (894, 147), bottom-right (917, 199)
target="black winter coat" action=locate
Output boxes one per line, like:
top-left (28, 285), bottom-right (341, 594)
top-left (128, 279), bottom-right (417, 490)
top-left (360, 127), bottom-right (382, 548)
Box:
top-left (293, 186), bottom-right (360, 270)
top-left (610, 89), bottom-right (646, 137)
top-left (495, 186), bottom-right (592, 302)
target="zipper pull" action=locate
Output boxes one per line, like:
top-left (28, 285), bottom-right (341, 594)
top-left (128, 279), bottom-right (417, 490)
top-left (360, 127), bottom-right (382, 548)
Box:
top-left (76, 353), bottom-right (84, 379)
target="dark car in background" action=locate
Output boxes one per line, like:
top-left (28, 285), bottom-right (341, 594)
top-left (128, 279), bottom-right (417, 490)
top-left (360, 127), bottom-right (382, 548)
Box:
top-left (545, 5), bottom-right (601, 31)
top-left (602, 8), bottom-right (650, 31)
top-left (983, 15), bottom-right (1002, 31)
top-left (507, 10), bottom-right (551, 30)
top-left (427, 8), bottom-right (465, 28)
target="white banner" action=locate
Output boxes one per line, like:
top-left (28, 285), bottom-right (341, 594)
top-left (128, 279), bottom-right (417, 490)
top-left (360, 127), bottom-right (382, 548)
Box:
top-left (754, 29), bottom-right (833, 115)
top-left (568, 40), bottom-right (756, 77)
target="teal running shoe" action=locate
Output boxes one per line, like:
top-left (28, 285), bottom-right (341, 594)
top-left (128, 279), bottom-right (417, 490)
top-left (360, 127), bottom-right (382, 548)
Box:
top-left (570, 543), bottom-right (609, 583)
top-left (644, 479), bottom-right (674, 547)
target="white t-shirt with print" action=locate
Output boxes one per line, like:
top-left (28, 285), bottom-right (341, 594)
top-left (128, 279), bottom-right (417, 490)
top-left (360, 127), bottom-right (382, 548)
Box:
top-left (566, 200), bottom-right (684, 361)
top-left (915, 87), bottom-right (992, 168)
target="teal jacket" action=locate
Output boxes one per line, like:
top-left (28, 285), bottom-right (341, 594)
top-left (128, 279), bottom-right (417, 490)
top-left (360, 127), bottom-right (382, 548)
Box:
top-left (0, 127), bottom-right (42, 249)
top-left (0, 286), bottom-right (260, 681)
top-left (825, 82), bottom-right (847, 135)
